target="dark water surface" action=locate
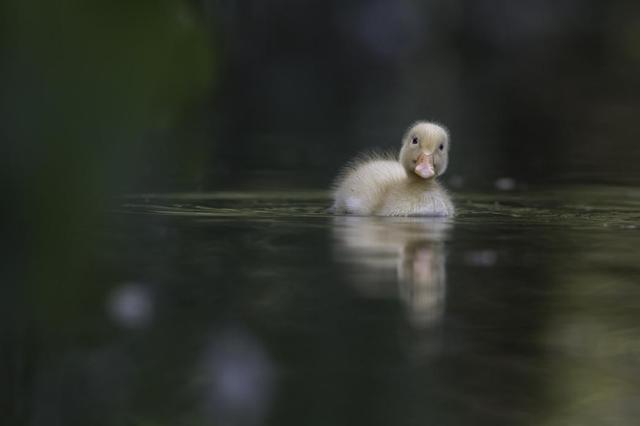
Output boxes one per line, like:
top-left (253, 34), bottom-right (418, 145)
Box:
top-left (6, 186), bottom-right (640, 426)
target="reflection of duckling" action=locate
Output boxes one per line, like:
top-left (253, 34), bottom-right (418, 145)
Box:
top-left (332, 217), bottom-right (449, 328)
top-left (398, 241), bottom-right (446, 327)
top-left (332, 122), bottom-right (454, 217)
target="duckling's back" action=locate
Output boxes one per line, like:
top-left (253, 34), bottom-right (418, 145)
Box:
top-left (331, 159), bottom-right (406, 215)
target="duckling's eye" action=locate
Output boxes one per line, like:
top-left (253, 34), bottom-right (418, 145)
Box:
top-left (411, 137), bottom-right (418, 145)
top-left (439, 144), bottom-right (444, 151)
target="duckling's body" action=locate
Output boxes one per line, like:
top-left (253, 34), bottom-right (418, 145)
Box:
top-left (331, 122), bottom-right (454, 217)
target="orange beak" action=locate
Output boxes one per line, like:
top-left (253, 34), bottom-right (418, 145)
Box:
top-left (414, 152), bottom-right (435, 179)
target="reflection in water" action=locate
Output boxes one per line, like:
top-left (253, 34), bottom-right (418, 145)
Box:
top-left (5, 188), bottom-right (640, 426)
top-left (107, 283), bottom-right (154, 330)
top-left (199, 327), bottom-right (275, 426)
top-left (332, 216), bottom-right (450, 328)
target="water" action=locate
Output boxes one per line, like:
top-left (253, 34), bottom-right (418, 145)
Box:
top-left (5, 185), bottom-right (640, 425)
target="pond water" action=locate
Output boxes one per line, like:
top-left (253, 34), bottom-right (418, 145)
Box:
top-left (6, 185), bottom-right (640, 426)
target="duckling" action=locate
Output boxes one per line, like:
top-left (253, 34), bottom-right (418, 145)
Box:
top-left (331, 121), bottom-right (454, 216)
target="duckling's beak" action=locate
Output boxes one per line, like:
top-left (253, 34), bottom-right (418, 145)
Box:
top-left (414, 152), bottom-right (435, 179)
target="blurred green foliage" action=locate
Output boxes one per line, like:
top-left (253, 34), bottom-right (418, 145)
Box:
top-left (3, 0), bottom-right (214, 326)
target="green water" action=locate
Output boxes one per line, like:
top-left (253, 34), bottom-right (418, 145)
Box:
top-left (7, 185), bottom-right (640, 426)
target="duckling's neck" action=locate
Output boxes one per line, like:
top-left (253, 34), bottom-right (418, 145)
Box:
top-left (406, 173), bottom-right (439, 188)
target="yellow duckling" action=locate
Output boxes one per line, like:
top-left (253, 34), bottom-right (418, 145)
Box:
top-left (331, 121), bottom-right (454, 216)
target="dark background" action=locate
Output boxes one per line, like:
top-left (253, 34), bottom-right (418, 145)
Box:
top-left (3, 0), bottom-right (640, 197)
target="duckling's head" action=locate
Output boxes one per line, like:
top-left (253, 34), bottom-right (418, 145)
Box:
top-left (399, 121), bottom-right (450, 180)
